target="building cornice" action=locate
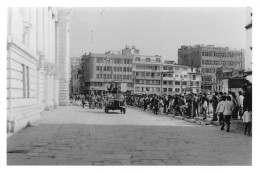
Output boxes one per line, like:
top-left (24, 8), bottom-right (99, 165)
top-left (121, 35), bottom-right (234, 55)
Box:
top-left (7, 35), bottom-right (37, 61)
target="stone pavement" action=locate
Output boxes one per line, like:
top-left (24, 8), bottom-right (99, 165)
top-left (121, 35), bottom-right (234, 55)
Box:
top-left (7, 106), bottom-right (252, 165)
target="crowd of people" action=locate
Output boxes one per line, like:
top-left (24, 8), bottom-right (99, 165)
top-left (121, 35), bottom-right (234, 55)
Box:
top-left (125, 81), bottom-right (252, 135)
top-left (70, 81), bottom-right (252, 135)
top-left (70, 94), bottom-right (105, 109)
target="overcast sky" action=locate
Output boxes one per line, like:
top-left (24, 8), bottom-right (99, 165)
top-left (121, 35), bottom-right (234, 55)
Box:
top-left (69, 7), bottom-right (248, 62)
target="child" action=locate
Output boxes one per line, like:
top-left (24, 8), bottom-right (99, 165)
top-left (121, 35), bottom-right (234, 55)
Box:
top-left (242, 108), bottom-right (252, 136)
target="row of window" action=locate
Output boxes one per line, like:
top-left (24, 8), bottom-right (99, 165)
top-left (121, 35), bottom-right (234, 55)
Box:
top-left (162, 74), bottom-right (189, 78)
top-left (201, 51), bottom-right (243, 58)
top-left (163, 88), bottom-right (200, 93)
top-left (96, 74), bottom-right (132, 80)
top-left (202, 60), bottom-right (241, 66)
top-left (96, 58), bottom-right (133, 64)
top-left (96, 66), bottom-right (132, 72)
top-left (85, 82), bottom-right (133, 87)
top-left (135, 65), bottom-right (160, 71)
top-left (135, 80), bottom-right (161, 85)
top-left (135, 57), bottom-right (161, 62)
top-left (202, 68), bottom-right (216, 73)
top-left (135, 87), bottom-right (161, 92)
top-left (162, 81), bottom-right (200, 86)
top-left (163, 66), bottom-right (188, 71)
top-left (202, 76), bottom-right (212, 82)
top-left (135, 72), bottom-right (161, 78)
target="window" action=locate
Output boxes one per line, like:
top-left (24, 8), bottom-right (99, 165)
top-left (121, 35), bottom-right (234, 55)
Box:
top-left (163, 66), bottom-right (167, 70)
top-left (22, 64), bottom-right (26, 98)
top-left (175, 81), bottom-right (180, 85)
top-left (175, 74), bottom-right (178, 77)
top-left (163, 81), bottom-right (167, 85)
top-left (163, 88), bottom-right (167, 92)
top-left (182, 81), bottom-right (186, 85)
top-left (146, 72), bottom-right (150, 77)
top-left (196, 81), bottom-right (200, 86)
top-left (26, 66), bottom-right (29, 98)
top-left (175, 88), bottom-right (180, 92)
top-left (156, 58), bottom-right (160, 62)
top-left (193, 75), bottom-right (196, 80)
top-left (146, 58), bottom-right (150, 62)
top-left (135, 57), bottom-right (140, 61)
top-left (96, 74), bottom-right (99, 79)
top-left (168, 88), bottom-right (173, 92)
top-left (184, 75), bottom-right (187, 78)
top-left (175, 67), bottom-right (179, 70)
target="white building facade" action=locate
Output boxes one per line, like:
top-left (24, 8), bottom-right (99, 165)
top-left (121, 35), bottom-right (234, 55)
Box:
top-left (133, 55), bottom-right (163, 94)
top-left (7, 7), bottom-right (72, 134)
top-left (162, 61), bottom-right (202, 94)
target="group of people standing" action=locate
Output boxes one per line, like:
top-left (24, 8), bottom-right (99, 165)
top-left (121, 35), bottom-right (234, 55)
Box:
top-left (126, 81), bottom-right (252, 135)
top-left (126, 93), bottom-right (209, 119)
top-left (70, 94), bottom-right (105, 109)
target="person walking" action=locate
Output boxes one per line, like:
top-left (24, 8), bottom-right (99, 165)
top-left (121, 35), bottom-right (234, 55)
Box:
top-left (211, 92), bottom-right (219, 121)
top-left (237, 91), bottom-right (244, 120)
top-left (242, 107), bottom-right (252, 136)
top-left (159, 97), bottom-right (164, 115)
top-left (202, 96), bottom-right (208, 119)
top-left (82, 98), bottom-right (86, 108)
top-left (216, 96), bottom-right (226, 130)
top-left (153, 96), bottom-right (159, 115)
top-left (223, 96), bottom-right (234, 132)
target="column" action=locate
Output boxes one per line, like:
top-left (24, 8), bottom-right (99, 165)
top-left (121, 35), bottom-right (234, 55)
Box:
top-left (56, 8), bottom-right (72, 106)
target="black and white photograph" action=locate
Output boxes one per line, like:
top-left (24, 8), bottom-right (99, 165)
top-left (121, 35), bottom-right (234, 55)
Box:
top-left (2, 0), bottom-right (259, 169)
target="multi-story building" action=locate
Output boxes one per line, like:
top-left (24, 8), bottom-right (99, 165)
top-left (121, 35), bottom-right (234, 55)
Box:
top-left (178, 45), bottom-right (245, 92)
top-left (7, 7), bottom-right (71, 134)
top-left (162, 61), bottom-right (201, 94)
top-left (81, 47), bottom-right (136, 93)
top-left (132, 55), bottom-right (163, 94)
top-left (70, 57), bottom-right (81, 95)
top-left (70, 64), bottom-right (82, 95)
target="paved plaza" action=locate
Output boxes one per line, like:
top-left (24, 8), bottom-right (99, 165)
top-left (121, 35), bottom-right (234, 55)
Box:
top-left (7, 106), bottom-right (252, 165)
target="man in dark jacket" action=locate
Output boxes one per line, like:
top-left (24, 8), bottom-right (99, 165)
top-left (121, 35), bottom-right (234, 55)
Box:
top-left (212, 92), bottom-right (219, 121)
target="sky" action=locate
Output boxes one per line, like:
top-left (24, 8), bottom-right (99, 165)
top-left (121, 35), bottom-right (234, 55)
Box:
top-left (69, 7), bottom-right (248, 63)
